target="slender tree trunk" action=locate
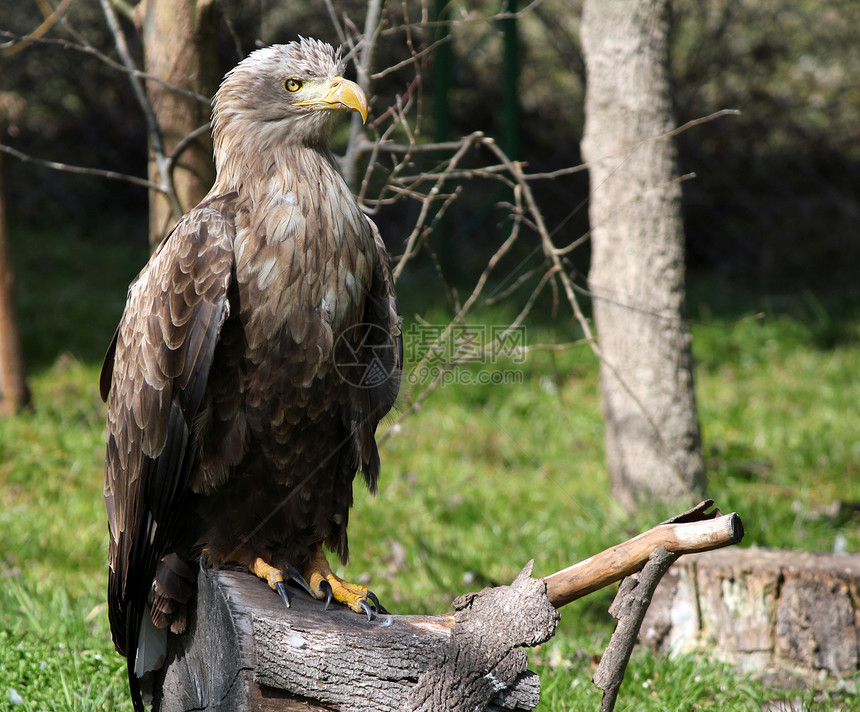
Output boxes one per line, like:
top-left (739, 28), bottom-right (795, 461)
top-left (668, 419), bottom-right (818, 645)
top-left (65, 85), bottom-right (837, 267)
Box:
top-left (136, 0), bottom-right (219, 248)
top-left (580, 0), bottom-right (704, 510)
top-left (0, 116), bottom-right (30, 415)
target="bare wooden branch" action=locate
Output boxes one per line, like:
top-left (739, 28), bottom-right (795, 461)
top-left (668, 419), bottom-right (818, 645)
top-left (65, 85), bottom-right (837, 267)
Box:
top-left (0, 143), bottom-right (164, 192)
top-left (543, 507), bottom-right (744, 608)
top-left (0, 30), bottom-right (210, 103)
top-left (0, 0), bottom-right (74, 57)
top-left (593, 547), bottom-right (679, 712)
top-left (341, 0), bottom-right (384, 190)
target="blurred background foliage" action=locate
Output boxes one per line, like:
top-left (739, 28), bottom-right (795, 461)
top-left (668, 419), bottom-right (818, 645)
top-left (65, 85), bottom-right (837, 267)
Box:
top-left (3, 0), bottom-right (859, 297)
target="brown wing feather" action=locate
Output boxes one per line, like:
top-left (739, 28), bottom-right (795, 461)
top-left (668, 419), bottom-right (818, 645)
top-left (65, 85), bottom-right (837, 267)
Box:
top-left (360, 215), bottom-right (402, 436)
top-left (347, 219), bottom-right (403, 484)
top-left (101, 196), bottom-right (236, 666)
top-left (328, 216), bottom-right (401, 558)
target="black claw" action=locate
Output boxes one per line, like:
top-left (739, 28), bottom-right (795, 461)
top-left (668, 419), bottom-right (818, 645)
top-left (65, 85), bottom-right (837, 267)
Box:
top-left (359, 599), bottom-right (375, 621)
top-left (284, 567), bottom-right (314, 598)
top-left (319, 580), bottom-right (333, 610)
top-left (366, 590), bottom-right (388, 615)
top-left (274, 581), bottom-right (291, 609)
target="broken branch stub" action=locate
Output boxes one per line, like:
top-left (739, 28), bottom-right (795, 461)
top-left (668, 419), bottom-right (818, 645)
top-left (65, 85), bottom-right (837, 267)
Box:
top-left (407, 561), bottom-right (560, 712)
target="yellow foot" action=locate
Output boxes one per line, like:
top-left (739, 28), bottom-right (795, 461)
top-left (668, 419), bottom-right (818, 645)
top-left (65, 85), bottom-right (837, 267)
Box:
top-left (246, 552), bottom-right (314, 609)
top-left (251, 556), bottom-right (284, 590)
top-left (302, 547), bottom-right (385, 620)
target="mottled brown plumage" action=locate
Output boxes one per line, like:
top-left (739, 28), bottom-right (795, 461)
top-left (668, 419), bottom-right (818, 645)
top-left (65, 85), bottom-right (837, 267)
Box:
top-left (101, 39), bottom-right (401, 711)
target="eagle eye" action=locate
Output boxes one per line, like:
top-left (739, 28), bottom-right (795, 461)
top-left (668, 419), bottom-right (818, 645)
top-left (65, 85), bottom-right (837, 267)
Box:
top-left (285, 79), bottom-right (303, 93)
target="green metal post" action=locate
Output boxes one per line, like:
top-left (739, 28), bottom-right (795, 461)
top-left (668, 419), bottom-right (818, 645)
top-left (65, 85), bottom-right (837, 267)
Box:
top-left (433, 0), bottom-right (452, 143)
top-left (500, 0), bottom-right (520, 158)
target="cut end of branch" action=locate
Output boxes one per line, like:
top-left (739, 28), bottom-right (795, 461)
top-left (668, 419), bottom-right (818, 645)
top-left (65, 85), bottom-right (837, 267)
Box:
top-left (727, 512), bottom-right (745, 545)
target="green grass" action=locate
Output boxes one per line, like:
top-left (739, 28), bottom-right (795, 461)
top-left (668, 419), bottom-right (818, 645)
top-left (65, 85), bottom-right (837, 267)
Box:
top-left (1, 227), bottom-right (858, 710)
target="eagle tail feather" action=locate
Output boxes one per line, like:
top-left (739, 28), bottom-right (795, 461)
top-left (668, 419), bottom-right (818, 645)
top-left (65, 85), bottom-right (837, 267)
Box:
top-left (133, 607), bottom-right (167, 677)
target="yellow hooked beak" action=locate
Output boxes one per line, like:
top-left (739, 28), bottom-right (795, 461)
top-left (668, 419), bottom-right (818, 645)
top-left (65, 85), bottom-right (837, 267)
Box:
top-left (294, 77), bottom-right (369, 124)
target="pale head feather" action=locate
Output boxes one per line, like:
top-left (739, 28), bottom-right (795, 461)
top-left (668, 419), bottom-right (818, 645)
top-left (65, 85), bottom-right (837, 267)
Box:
top-left (211, 38), bottom-right (347, 186)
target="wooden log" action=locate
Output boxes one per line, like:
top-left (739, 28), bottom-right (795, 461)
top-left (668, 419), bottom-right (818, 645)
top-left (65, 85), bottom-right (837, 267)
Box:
top-left (155, 561), bottom-right (557, 712)
top-left (641, 546), bottom-right (860, 681)
top-left (154, 502), bottom-right (744, 711)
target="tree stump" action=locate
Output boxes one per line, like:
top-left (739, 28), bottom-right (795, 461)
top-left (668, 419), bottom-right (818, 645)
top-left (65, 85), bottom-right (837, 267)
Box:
top-left (642, 547), bottom-right (860, 681)
top-left (154, 562), bottom-right (558, 712)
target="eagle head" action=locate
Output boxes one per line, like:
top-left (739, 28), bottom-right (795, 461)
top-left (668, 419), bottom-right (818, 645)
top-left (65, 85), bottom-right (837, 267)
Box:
top-left (211, 38), bottom-right (368, 174)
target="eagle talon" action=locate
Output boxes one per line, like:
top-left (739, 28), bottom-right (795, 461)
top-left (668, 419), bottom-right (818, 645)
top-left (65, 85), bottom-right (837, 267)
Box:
top-left (284, 566), bottom-right (315, 598)
top-left (275, 581), bottom-right (291, 609)
top-left (359, 599), bottom-right (374, 621)
top-left (319, 579), bottom-right (333, 610)
top-left (367, 590), bottom-right (387, 615)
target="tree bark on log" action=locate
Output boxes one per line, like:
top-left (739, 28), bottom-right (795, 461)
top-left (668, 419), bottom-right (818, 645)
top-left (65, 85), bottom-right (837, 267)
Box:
top-left (642, 547), bottom-right (860, 681)
top-left (155, 562), bottom-right (556, 712)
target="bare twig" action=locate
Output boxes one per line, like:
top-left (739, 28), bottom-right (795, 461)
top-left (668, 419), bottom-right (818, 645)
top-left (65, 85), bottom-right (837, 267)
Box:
top-left (0, 31), bottom-right (210, 103)
top-left (341, 0), bottom-right (384, 189)
top-left (0, 144), bottom-right (163, 192)
top-left (392, 132), bottom-right (484, 280)
top-left (1, 0), bottom-right (74, 57)
top-left (593, 547), bottom-right (679, 712)
top-left (168, 123), bottom-right (211, 163)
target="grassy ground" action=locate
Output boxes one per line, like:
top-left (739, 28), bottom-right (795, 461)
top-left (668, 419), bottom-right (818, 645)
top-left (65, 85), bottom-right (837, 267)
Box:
top-left (1, 227), bottom-right (858, 710)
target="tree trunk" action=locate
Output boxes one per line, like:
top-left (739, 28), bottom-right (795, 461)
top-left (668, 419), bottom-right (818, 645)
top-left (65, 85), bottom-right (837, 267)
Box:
top-left (0, 114), bottom-right (30, 415)
top-left (137, 0), bottom-right (219, 248)
top-left (580, 0), bottom-right (704, 510)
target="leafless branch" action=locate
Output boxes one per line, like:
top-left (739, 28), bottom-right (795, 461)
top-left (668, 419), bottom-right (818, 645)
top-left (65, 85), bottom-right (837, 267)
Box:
top-left (593, 548), bottom-right (679, 712)
top-left (0, 143), bottom-right (163, 193)
top-left (168, 123), bottom-right (212, 164)
top-left (392, 132), bottom-right (484, 280)
top-left (341, 0), bottom-right (385, 189)
top-left (98, 0), bottom-right (183, 219)
top-left (0, 0), bottom-right (74, 57)
top-left (0, 31), bottom-right (209, 104)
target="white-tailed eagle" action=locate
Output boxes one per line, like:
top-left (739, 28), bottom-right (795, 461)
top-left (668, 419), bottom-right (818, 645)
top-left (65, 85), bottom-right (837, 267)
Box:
top-left (100, 38), bottom-right (401, 710)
